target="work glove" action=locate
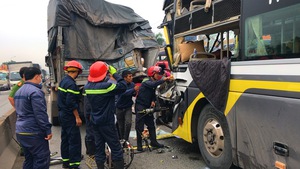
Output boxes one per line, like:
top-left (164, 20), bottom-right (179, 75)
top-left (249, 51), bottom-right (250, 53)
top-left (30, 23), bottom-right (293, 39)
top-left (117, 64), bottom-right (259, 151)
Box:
top-left (108, 65), bottom-right (117, 75)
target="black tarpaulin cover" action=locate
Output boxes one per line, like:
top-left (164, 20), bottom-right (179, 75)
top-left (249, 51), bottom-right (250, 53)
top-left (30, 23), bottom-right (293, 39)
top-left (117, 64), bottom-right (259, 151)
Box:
top-left (47, 0), bottom-right (159, 60)
top-left (188, 58), bottom-right (231, 112)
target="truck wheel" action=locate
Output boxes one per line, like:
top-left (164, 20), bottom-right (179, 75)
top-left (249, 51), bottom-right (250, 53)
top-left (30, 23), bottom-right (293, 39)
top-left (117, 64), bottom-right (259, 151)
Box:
top-left (197, 104), bottom-right (232, 169)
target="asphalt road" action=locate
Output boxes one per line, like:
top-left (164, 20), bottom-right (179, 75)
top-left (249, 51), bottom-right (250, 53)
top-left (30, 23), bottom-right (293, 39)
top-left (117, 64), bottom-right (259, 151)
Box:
top-left (13, 112), bottom-right (209, 169)
top-left (10, 92), bottom-right (210, 169)
top-left (18, 124), bottom-right (209, 169)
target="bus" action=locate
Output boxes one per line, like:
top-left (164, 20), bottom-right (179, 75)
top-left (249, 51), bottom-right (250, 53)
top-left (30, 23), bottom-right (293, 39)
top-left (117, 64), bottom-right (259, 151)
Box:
top-left (157, 0), bottom-right (300, 168)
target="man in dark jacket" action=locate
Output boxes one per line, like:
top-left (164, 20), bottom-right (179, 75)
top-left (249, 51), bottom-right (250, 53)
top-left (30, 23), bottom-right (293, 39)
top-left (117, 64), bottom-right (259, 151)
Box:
top-left (57, 60), bottom-right (83, 169)
top-left (135, 66), bottom-right (173, 152)
top-left (116, 70), bottom-right (139, 141)
top-left (14, 67), bottom-right (52, 169)
top-left (85, 61), bottom-right (126, 169)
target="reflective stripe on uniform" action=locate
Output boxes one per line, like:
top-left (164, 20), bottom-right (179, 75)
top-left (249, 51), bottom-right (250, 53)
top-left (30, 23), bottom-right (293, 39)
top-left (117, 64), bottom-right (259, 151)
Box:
top-left (62, 158), bottom-right (70, 162)
top-left (85, 84), bottom-right (116, 94)
top-left (58, 87), bottom-right (80, 94)
top-left (69, 162), bottom-right (80, 166)
top-left (142, 77), bottom-right (149, 82)
top-left (17, 132), bottom-right (36, 136)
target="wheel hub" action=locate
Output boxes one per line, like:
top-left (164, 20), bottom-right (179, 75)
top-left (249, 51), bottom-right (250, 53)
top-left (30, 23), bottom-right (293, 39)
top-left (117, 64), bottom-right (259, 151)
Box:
top-left (203, 118), bottom-right (224, 157)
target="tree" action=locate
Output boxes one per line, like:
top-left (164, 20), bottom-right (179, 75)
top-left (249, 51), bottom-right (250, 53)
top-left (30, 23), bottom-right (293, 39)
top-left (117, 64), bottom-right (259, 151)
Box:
top-left (155, 32), bottom-right (165, 46)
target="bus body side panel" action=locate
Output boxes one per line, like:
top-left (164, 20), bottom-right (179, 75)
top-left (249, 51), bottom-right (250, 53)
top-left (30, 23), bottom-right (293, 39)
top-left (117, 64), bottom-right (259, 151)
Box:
top-left (224, 92), bottom-right (239, 167)
top-left (233, 91), bottom-right (300, 168)
top-left (230, 59), bottom-right (300, 168)
top-left (172, 86), bottom-right (204, 143)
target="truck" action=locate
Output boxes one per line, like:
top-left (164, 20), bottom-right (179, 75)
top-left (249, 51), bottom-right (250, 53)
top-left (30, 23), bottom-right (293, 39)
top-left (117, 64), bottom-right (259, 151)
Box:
top-left (157, 0), bottom-right (300, 168)
top-left (7, 61), bottom-right (33, 87)
top-left (46, 0), bottom-right (160, 125)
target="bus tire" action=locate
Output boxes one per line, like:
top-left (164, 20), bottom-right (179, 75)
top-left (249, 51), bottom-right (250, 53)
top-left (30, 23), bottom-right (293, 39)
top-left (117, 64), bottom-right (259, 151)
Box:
top-left (197, 104), bottom-right (232, 169)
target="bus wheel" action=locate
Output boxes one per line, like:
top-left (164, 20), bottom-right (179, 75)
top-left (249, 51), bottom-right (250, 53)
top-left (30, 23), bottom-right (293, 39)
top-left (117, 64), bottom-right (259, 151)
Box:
top-left (197, 104), bottom-right (232, 169)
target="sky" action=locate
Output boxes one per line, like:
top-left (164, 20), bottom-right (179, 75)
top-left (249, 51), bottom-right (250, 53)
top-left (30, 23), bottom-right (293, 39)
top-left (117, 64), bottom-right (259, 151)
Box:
top-left (0, 0), bottom-right (165, 70)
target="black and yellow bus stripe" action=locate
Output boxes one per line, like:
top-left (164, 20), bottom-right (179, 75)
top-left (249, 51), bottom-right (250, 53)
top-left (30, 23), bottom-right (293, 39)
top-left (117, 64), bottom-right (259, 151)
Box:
top-left (172, 77), bottom-right (300, 143)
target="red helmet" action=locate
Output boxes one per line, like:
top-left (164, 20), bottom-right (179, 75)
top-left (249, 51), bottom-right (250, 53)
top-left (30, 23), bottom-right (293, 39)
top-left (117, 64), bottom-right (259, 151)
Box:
top-left (88, 61), bottom-right (108, 82)
top-left (147, 66), bottom-right (162, 77)
top-left (64, 60), bottom-right (83, 74)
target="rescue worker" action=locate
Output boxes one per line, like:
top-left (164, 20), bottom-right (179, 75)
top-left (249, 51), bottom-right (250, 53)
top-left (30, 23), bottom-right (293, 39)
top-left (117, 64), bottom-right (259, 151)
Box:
top-left (57, 60), bottom-right (83, 169)
top-left (14, 67), bottom-right (52, 169)
top-left (84, 61), bottom-right (126, 169)
top-left (116, 70), bottom-right (139, 141)
top-left (8, 67), bottom-right (28, 107)
top-left (135, 66), bottom-right (173, 152)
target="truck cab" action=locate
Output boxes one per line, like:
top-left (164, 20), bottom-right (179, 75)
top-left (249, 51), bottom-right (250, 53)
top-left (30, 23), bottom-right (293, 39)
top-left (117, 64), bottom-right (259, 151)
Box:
top-left (8, 71), bottom-right (21, 87)
top-left (7, 62), bottom-right (33, 87)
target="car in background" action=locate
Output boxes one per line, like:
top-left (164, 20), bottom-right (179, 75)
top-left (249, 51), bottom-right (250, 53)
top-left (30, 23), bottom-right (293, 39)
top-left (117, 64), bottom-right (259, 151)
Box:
top-left (0, 71), bottom-right (10, 91)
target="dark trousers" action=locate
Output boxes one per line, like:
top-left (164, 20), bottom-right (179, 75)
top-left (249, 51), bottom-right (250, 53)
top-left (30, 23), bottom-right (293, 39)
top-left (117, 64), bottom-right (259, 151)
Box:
top-left (93, 123), bottom-right (123, 163)
top-left (16, 134), bottom-right (50, 169)
top-left (135, 104), bottom-right (156, 135)
top-left (116, 107), bottom-right (132, 140)
top-left (85, 114), bottom-right (94, 141)
top-left (85, 114), bottom-right (95, 155)
top-left (60, 124), bottom-right (82, 167)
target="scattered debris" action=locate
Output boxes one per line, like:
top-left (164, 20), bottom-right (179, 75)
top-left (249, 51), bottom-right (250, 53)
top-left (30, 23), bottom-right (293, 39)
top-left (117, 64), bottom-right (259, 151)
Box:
top-left (156, 149), bottom-right (165, 154)
top-left (172, 155), bottom-right (178, 159)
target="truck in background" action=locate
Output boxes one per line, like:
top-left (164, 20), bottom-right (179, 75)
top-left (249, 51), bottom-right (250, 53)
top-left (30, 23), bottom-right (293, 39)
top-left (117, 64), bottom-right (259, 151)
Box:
top-left (7, 61), bottom-right (33, 87)
top-left (46, 0), bottom-right (160, 125)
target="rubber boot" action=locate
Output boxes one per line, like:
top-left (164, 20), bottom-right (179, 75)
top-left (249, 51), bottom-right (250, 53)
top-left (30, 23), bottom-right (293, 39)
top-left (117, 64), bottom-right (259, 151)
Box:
top-left (113, 159), bottom-right (124, 169)
top-left (62, 161), bottom-right (69, 168)
top-left (136, 130), bottom-right (143, 152)
top-left (96, 163), bottom-right (104, 169)
top-left (149, 127), bottom-right (164, 148)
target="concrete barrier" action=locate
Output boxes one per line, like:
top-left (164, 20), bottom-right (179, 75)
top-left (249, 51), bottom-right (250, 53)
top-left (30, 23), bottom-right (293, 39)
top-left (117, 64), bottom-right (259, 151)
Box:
top-left (0, 108), bottom-right (20, 169)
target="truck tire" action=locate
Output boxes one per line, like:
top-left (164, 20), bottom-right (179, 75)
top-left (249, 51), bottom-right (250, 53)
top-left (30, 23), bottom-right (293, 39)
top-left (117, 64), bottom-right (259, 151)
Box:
top-left (197, 104), bottom-right (232, 169)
